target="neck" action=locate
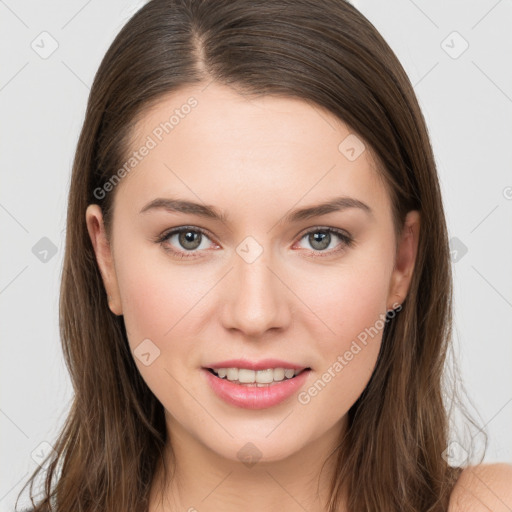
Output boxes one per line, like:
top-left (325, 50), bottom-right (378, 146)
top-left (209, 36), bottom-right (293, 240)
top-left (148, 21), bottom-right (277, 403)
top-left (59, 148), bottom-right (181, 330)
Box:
top-left (148, 413), bottom-right (349, 512)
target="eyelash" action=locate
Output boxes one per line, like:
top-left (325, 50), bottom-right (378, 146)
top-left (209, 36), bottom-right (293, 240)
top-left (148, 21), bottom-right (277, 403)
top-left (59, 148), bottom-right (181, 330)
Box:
top-left (154, 225), bottom-right (354, 259)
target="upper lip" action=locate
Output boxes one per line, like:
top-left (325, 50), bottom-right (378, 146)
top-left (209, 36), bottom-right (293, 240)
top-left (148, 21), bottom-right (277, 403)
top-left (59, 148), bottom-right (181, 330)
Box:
top-left (203, 358), bottom-right (311, 371)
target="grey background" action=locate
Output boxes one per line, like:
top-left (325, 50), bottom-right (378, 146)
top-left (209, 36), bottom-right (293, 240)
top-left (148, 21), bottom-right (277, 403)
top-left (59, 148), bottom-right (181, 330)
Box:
top-left (1, 0), bottom-right (511, 509)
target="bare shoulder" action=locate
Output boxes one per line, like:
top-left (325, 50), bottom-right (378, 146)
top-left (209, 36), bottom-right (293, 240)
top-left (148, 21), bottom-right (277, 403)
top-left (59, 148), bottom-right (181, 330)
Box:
top-left (448, 462), bottom-right (512, 512)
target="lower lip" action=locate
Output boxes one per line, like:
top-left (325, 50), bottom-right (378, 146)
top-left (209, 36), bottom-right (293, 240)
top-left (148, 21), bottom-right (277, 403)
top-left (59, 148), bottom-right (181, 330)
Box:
top-left (202, 368), bottom-right (311, 410)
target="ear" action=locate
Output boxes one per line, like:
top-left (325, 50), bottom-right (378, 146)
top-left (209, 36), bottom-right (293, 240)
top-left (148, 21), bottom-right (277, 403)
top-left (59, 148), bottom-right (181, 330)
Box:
top-left (387, 210), bottom-right (420, 310)
top-left (85, 204), bottom-right (123, 316)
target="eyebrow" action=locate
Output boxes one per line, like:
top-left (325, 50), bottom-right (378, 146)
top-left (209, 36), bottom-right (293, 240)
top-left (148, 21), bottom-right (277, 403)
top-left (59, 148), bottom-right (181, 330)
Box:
top-left (139, 196), bottom-right (373, 223)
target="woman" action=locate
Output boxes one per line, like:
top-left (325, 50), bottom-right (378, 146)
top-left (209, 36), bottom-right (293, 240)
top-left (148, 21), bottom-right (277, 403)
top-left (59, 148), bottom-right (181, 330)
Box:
top-left (16, 0), bottom-right (512, 511)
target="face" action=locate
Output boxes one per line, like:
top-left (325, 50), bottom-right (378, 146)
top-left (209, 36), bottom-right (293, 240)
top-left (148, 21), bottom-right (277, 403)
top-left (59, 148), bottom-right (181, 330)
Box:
top-left (86, 82), bottom-right (419, 464)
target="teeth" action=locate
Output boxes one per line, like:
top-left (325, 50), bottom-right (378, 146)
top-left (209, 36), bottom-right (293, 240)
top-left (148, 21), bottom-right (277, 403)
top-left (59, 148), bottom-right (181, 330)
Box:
top-left (273, 368), bottom-right (285, 381)
top-left (211, 367), bottom-right (305, 383)
top-left (226, 368), bottom-right (239, 381)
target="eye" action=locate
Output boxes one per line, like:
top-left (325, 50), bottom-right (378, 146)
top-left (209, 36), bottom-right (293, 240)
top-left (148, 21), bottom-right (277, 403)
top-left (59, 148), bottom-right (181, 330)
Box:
top-left (294, 227), bottom-right (354, 257)
top-left (154, 225), bottom-right (354, 260)
top-left (155, 226), bottom-right (218, 259)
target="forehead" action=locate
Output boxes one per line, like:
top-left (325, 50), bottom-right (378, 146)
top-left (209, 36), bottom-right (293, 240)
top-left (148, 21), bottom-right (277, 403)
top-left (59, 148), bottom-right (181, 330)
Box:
top-left (114, 82), bottom-right (391, 220)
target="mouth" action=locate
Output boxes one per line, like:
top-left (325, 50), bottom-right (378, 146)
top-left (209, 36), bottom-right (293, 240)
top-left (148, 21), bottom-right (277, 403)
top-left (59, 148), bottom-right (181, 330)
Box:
top-left (202, 365), bottom-right (312, 409)
top-left (205, 367), bottom-right (312, 386)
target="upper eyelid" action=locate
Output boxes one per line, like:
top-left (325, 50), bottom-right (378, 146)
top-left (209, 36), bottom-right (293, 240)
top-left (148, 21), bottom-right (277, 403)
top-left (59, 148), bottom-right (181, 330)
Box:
top-left (295, 225), bottom-right (351, 239)
top-left (163, 226), bottom-right (218, 243)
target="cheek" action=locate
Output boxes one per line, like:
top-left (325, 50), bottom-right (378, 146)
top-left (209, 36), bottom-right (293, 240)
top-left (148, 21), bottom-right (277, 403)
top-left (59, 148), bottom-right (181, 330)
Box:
top-left (298, 254), bottom-right (391, 345)
top-left (113, 250), bottom-right (218, 387)
top-left (118, 268), bottom-right (173, 342)
top-left (115, 249), bottom-right (205, 341)
top-left (293, 255), bottom-right (391, 414)
top-left (114, 254), bottom-right (199, 404)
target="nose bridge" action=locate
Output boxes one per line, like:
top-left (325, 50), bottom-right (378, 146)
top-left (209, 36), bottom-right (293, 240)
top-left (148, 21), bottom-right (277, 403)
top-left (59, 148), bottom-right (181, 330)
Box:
top-left (221, 236), bottom-right (290, 335)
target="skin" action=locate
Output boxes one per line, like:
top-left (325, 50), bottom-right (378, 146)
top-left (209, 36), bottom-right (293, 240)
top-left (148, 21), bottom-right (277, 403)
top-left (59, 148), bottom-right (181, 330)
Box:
top-left (86, 81), bottom-right (424, 511)
top-left (449, 463), bottom-right (512, 511)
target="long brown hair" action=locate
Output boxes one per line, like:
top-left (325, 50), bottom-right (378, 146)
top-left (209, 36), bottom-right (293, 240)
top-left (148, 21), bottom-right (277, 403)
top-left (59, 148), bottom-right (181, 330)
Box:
top-left (16, 0), bottom-right (484, 510)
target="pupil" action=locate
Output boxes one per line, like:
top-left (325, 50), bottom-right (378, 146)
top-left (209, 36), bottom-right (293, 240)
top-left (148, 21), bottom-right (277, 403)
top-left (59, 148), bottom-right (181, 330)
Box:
top-left (180, 231), bottom-right (201, 250)
top-left (310, 231), bottom-right (329, 250)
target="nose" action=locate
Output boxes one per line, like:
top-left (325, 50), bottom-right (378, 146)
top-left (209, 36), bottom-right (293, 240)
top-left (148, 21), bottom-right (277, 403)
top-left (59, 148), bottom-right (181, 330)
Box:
top-left (220, 248), bottom-right (292, 338)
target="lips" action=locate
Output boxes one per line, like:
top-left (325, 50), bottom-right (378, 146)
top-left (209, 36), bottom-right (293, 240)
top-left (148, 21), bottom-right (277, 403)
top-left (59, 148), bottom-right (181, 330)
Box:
top-left (203, 366), bottom-right (311, 409)
top-left (203, 358), bottom-right (310, 371)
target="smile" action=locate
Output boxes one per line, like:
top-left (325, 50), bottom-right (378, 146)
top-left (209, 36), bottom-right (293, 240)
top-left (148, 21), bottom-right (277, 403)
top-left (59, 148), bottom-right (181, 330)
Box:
top-left (203, 367), bottom-right (312, 409)
top-left (207, 367), bottom-right (309, 385)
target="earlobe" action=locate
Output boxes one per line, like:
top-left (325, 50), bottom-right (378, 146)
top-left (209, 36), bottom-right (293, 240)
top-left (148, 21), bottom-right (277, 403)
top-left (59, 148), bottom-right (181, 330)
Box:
top-left (85, 204), bottom-right (123, 316)
top-left (387, 210), bottom-right (420, 310)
